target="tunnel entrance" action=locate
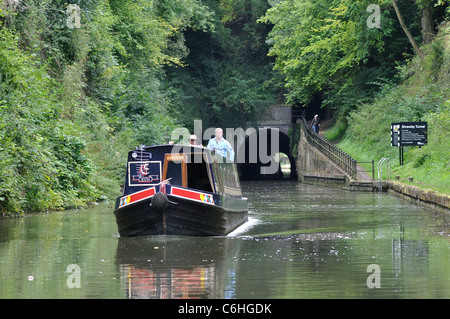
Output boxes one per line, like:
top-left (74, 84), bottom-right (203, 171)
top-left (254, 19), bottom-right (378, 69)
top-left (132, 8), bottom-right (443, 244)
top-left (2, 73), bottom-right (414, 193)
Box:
top-left (236, 128), bottom-right (297, 181)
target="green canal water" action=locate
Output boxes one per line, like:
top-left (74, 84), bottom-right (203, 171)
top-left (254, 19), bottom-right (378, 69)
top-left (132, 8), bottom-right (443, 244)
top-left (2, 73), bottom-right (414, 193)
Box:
top-left (0, 181), bottom-right (449, 299)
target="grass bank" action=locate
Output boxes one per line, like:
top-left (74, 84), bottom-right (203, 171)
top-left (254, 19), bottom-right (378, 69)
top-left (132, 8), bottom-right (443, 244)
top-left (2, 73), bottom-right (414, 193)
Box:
top-left (322, 23), bottom-right (450, 196)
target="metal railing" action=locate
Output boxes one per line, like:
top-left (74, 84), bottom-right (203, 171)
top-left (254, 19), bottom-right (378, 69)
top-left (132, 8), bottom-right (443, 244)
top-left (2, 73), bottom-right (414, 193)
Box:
top-left (376, 158), bottom-right (391, 191)
top-left (301, 116), bottom-right (358, 180)
top-left (377, 158), bottom-right (391, 181)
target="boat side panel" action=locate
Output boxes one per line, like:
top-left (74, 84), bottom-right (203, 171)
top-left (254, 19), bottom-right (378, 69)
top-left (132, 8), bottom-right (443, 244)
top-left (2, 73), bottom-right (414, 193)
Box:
top-left (165, 196), bottom-right (247, 236)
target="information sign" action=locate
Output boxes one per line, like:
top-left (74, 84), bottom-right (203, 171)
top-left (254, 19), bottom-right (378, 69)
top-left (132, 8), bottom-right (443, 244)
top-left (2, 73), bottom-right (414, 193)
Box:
top-left (399, 122), bottom-right (427, 146)
top-left (391, 122), bottom-right (427, 147)
top-left (391, 121), bottom-right (427, 166)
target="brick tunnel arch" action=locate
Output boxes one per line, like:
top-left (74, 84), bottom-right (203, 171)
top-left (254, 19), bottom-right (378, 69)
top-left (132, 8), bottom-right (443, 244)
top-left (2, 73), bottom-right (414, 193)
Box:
top-left (236, 128), bottom-right (297, 180)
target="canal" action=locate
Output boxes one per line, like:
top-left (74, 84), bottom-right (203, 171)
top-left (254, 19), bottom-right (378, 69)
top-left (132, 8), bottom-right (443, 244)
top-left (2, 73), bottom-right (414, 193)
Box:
top-left (0, 181), bottom-right (449, 299)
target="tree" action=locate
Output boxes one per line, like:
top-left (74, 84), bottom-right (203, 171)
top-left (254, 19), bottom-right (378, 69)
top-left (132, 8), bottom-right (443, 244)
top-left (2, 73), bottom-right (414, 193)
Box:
top-left (260, 0), bottom-right (448, 117)
top-left (260, 0), bottom-right (389, 105)
top-left (392, 0), bottom-right (448, 55)
top-left (416, 0), bottom-right (449, 44)
top-left (392, 0), bottom-right (425, 57)
top-left (167, 0), bottom-right (282, 130)
top-left (421, 1), bottom-right (434, 44)
top-left (0, 0), bottom-right (216, 214)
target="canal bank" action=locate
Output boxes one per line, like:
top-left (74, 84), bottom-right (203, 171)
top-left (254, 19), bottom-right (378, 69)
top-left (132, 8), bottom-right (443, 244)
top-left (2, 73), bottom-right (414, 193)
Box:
top-left (383, 180), bottom-right (450, 214)
top-left (298, 175), bottom-right (450, 214)
top-left (295, 119), bottom-right (449, 214)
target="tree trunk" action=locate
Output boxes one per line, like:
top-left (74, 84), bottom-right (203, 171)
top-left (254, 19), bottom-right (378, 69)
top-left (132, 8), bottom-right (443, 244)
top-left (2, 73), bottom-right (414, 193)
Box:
top-left (421, 4), bottom-right (434, 44)
top-left (392, 0), bottom-right (425, 58)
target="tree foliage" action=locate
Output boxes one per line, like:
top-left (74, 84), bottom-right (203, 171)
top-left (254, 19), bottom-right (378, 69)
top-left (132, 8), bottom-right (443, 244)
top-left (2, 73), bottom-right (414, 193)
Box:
top-left (167, 0), bottom-right (283, 131)
top-left (1, 0), bottom-right (447, 215)
top-left (0, 0), bottom-right (214, 214)
top-left (345, 23), bottom-right (449, 189)
top-left (260, 0), bottom-right (448, 114)
top-left (0, 0), bottom-right (282, 215)
top-left (0, 26), bottom-right (97, 212)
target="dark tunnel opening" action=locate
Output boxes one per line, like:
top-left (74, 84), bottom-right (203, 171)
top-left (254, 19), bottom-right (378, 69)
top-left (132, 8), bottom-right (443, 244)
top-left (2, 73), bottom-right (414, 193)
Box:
top-left (236, 128), bottom-right (297, 181)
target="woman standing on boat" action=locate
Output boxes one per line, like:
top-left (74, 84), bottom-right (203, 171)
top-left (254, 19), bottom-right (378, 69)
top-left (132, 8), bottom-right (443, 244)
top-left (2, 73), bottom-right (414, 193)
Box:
top-left (207, 128), bottom-right (235, 161)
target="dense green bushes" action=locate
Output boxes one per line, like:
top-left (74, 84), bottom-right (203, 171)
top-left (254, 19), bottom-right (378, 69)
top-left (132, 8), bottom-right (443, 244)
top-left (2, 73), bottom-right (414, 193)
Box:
top-left (0, 0), bottom-right (209, 215)
top-left (340, 23), bottom-right (450, 192)
top-left (0, 27), bottom-right (99, 213)
top-left (0, 0), bottom-right (282, 215)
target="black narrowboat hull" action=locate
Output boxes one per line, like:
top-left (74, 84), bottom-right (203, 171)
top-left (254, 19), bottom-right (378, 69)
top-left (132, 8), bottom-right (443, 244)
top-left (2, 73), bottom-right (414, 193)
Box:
top-left (113, 144), bottom-right (248, 237)
top-left (114, 186), bottom-right (248, 237)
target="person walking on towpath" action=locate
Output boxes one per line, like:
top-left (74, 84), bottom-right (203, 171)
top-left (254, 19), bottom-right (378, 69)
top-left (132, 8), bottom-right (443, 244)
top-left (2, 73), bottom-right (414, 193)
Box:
top-left (311, 114), bottom-right (320, 134)
top-left (207, 128), bottom-right (235, 161)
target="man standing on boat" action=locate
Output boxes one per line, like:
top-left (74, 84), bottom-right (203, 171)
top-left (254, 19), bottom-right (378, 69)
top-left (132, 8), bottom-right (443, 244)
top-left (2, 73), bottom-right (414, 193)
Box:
top-left (207, 128), bottom-right (235, 161)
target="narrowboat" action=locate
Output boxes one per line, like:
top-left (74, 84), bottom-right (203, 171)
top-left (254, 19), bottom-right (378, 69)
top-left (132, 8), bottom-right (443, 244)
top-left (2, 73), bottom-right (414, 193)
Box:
top-left (113, 144), bottom-right (248, 237)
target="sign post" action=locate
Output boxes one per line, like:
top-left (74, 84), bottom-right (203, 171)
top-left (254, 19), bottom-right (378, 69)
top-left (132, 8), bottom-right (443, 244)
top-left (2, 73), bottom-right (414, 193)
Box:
top-left (391, 122), bottom-right (427, 165)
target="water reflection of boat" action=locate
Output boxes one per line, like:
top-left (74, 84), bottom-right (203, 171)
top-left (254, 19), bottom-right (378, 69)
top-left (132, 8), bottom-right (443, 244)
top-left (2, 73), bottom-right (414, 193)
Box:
top-left (114, 145), bottom-right (248, 237)
top-left (115, 236), bottom-right (237, 299)
top-left (123, 266), bottom-right (215, 299)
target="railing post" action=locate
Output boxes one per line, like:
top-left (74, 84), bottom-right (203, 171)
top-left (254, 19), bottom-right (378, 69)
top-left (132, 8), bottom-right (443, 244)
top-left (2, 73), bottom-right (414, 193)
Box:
top-left (372, 159), bottom-right (375, 180)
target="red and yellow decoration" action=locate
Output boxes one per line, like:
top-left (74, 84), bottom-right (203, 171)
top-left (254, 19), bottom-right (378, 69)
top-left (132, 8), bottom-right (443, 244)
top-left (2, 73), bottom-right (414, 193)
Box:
top-left (170, 187), bottom-right (215, 205)
top-left (119, 187), bottom-right (156, 208)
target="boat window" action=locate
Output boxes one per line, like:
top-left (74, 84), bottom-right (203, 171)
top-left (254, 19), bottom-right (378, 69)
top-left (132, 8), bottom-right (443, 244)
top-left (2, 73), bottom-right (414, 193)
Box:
top-left (187, 162), bottom-right (213, 192)
top-left (213, 161), bottom-right (242, 197)
top-left (163, 154), bottom-right (187, 187)
top-left (211, 161), bottom-right (224, 194)
top-left (184, 152), bottom-right (215, 193)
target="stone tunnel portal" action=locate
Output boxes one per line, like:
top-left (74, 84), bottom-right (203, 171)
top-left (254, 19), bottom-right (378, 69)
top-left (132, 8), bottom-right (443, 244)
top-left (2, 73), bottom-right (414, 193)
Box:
top-left (236, 128), bottom-right (297, 180)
